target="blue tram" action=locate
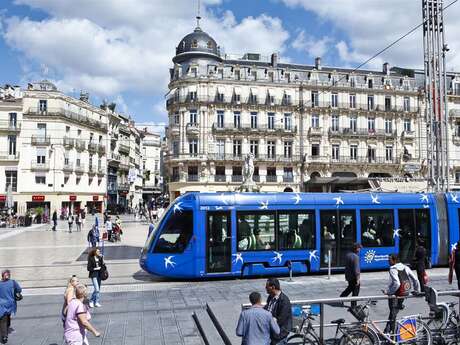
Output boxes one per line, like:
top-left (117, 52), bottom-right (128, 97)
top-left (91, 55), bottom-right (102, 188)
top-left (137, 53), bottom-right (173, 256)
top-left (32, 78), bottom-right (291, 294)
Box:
top-left (139, 192), bottom-right (460, 279)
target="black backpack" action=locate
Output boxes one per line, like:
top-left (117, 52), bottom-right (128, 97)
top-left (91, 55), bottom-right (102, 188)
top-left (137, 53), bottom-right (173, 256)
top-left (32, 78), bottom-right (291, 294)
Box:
top-left (396, 268), bottom-right (411, 296)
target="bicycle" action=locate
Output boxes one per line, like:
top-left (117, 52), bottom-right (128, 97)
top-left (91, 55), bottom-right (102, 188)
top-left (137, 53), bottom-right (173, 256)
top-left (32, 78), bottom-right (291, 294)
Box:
top-left (425, 286), bottom-right (460, 344)
top-left (287, 305), bottom-right (375, 345)
top-left (349, 299), bottom-right (432, 345)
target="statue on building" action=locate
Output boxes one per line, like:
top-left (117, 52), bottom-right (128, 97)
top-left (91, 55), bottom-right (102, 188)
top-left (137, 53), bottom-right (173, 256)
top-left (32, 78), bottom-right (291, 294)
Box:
top-left (238, 153), bottom-right (259, 192)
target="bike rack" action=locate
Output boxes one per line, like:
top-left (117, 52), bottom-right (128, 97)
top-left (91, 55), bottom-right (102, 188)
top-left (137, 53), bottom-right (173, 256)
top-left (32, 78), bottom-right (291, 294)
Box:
top-left (242, 289), bottom-right (460, 344)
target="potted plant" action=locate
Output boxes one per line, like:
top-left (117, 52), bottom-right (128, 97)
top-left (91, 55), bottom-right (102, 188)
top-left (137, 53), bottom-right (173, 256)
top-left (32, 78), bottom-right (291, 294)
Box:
top-left (35, 206), bottom-right (44, 224)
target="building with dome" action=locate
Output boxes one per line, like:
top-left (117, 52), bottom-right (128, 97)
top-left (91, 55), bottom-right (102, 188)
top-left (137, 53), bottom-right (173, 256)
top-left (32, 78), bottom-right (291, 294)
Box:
top-left (163, 21), bottom-right (460, 199)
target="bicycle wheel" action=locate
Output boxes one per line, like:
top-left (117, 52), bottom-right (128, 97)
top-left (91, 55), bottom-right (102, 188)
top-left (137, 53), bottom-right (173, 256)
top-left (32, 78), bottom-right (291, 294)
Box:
top-left (407, 319), bottom-right (432, 345)
top-left (286, 334), bottom-right (317, 345)
top-left (339, 329), bottom-right (376, 345)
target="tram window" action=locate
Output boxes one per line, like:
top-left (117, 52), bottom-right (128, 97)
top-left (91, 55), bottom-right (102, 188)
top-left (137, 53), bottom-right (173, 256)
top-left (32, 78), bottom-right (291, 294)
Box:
top-left (360, 209), bottom-right (394, 247)
top-left (154, 211), bottom-right (193, 253)
top-left (398, 209), bottom-right (431, 264)
top-left (237, 212), bottom-right (275, 251)
top-left (278, 211), bottom-right (315, 250)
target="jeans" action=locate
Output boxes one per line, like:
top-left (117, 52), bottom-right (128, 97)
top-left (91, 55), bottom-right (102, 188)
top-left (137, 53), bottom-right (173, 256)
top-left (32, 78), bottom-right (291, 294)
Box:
top-left (385, 298), bottom-right (404, 334)
top-left (52, 220), bottom-right (57, 231)
top-left (91, 276), bottom-right (101, 304)
top-left (340, 279), bottom-right (360, 307)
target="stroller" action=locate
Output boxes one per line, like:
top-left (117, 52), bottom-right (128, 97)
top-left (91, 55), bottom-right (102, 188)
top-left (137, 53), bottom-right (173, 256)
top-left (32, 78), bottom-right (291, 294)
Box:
top-left (112, 223), bottom-right (122, 242)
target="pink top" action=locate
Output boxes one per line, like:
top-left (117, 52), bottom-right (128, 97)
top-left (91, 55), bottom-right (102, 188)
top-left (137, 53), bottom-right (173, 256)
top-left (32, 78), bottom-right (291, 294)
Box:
top-left (64, 299), bottom-right (91, 343)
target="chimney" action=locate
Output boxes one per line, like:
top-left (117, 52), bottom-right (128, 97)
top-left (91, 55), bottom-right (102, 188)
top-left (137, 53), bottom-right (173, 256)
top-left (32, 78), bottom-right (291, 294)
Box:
top-left (271, 53), bottom-right (278, 67)
top-left (315, 57), bottom-right (322, 70)
top-left (383, 62), bottom-right (390, 75)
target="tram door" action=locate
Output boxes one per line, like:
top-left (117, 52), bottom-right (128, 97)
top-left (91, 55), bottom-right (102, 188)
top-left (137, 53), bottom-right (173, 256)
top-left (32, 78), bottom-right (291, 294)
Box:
top-left (398, 209), bottom-right (431, 264)
top-left (320, 210), bottom-right (356, 268)
top-left (206, 212), bottom-right (232, 273)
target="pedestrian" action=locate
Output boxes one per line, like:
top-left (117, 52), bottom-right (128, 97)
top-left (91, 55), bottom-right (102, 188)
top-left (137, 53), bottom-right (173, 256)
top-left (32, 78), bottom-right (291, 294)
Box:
top-left (67, 213), bottom-right (74, 233)
top-left (236, 292), bottom-right (280, 345)
top-left (75, 212), bottom-right (82, 232)
top-left (340, 243), bottom-right (362, 307)
top-left (64, 284), bottom-right (101, 344)
top-left (448, 240), bottom-right (460, 289)
top-left (264, 278), bottom-right (292, 345)
top-left (0, 270), bottom-right (22, 344)
top-left (87, 225), bottom-right (99, 248)
top-left (383, 254), bottom-right (420, 334)
top-left (105, 217), bottom-right (113, 242)
top-left (87, 248), bottom-right (104, 308)
top-left (413, 238), bottom-right (428, 292)
top-left (61, 275), bottom-right (79, 326)
top-left (52, 209), bottom-right (58, 231)
top-left (81, 209), bottom-right (86, 229)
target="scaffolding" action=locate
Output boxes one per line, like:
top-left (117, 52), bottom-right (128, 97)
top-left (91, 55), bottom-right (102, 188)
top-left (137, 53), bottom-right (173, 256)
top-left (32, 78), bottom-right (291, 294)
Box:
top-left (422, 0), bottom-right (450, 192)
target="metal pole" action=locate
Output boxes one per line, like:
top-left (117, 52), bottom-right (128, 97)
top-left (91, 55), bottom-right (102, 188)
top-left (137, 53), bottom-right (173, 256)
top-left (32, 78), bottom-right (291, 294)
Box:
top-left (319, 303), bottom-right (324, 345)
top-left (328, 249), bottom-right (331, 280)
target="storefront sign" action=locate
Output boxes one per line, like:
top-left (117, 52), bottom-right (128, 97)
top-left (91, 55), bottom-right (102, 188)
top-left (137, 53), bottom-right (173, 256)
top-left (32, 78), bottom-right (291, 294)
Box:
top-left (69, 195), bottom-right (77, 201)
top-left (92, 196), bottom-right (99, 201)
top-left (32, 195), bottom-right (45, 202)
top-left (0, 195), bottom-right (6, 202)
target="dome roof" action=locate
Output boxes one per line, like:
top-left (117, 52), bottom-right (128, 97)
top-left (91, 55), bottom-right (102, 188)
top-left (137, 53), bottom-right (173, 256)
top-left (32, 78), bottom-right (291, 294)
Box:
top-left (173, 25), bottom-right (222, 63)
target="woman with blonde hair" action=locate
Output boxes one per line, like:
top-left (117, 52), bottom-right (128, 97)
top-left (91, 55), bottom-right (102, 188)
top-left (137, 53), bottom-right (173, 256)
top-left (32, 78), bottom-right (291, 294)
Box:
top-left (64, 284), bottom-right (100, 344)
top-left (61, 275), bottom-right (79, 326)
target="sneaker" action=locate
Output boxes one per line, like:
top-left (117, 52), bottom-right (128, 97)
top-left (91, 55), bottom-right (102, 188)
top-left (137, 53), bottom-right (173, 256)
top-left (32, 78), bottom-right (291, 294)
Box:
top-left (1, 336), bottom-right (7, 344)
top-left (95, 302), bottom-right (102, 307)
top-left (89, 301), bottom-right (94, 308)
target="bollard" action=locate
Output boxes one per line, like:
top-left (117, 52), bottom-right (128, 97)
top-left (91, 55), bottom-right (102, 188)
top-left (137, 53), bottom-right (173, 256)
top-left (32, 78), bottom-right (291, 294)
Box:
top-left (327, 249), bottom-right (331, 280)
top-left (288, 260), bottom-right (293, 282)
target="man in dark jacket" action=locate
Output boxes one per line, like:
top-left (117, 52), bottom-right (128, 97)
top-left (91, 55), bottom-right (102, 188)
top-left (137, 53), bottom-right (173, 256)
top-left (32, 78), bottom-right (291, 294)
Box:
top-left (264, 278), bottom-right (292, 345)
top-left (51, 210), bottom-right (58, 231)
top-left (340, 243), bottom-right (362, 307)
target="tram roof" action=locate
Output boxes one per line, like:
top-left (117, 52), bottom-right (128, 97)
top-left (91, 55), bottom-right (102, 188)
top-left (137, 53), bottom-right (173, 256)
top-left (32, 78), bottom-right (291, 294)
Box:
top-left (177, 192), bottom-right (447, 208)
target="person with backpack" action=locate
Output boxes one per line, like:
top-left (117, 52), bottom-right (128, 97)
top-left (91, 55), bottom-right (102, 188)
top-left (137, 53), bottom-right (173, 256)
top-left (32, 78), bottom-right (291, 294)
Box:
top-left (87, 225), bottom-right (99, 248)
top-left (383, 254), bottom-right (420, 334)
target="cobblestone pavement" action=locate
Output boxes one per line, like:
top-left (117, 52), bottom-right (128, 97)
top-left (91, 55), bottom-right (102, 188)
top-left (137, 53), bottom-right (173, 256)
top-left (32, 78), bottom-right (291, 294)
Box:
top-left (1, 217), bottom-right (458, 345)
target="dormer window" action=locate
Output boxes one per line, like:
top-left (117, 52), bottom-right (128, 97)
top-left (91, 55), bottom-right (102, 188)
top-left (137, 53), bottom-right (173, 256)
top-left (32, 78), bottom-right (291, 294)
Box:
top-left (191, 40), bottom-right (198, 48)
top-left (368, 79), bottom-right (373, 89)
top-left (207, 41), bottom-right (213, 49)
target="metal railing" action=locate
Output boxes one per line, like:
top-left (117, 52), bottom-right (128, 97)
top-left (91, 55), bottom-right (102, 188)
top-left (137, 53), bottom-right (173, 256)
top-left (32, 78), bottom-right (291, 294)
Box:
top-left (328, 128), bottom-right (397, 138)
top-left (74, 164), bottom-right (85, 173)
top-left (212, 123), bottom-right (297, 134)
top-left (0, 152), bottom-right (20, 161)
top-left (242, 290), bottom-right (460, 344)
top-left (31, 160), bottom-right (50, 170)
top-left (0, 122), bottom-right (21, 131)
top-left (31, 135), bottom-right (51, 145)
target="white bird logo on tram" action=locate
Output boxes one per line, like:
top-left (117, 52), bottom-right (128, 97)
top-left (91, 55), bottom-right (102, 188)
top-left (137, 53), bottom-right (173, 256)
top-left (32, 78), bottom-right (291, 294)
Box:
top-left (371, 194), bottom-right (380, 204)
top-left (420, 194), bottom-right (429, 203)
top-left (232, 253), bottom-right (244, 264)
top-left (450, 193), bottom-right (459, 203)
top-left (173, 202), bottom-right (183, 214)
top-left (259, 200), bottom-right (269, 210)
top-left (393, 228), bottom-right (401, 239)
top-left (333, 196), bottom-right (344, 206)
top-left (272, 251), bottom-right (283, 264)
top-left (219, 193), bottom-right (229, 205)
top-left (164, 256), bottom-right (176, 269)
top-left (292, 193), bottom-right (301, 205)
top-left (308, 250), bottom-right (318, 261)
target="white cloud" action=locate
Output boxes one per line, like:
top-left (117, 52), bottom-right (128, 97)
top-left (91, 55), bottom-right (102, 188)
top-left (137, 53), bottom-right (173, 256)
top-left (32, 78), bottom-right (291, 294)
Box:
top-left (281, 0), bottom-right (460, 70)
top-left (3, 1), bottom-right (290, 98)
top-left (292, 30), bottom-right (333, 59)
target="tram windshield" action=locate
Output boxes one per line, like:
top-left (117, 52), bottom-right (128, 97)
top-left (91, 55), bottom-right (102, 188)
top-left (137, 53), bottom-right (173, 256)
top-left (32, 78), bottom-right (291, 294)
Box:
top-left (154, 210), bottom-right (193, 253)
top-left (142, 203), bottom-right (173, 253)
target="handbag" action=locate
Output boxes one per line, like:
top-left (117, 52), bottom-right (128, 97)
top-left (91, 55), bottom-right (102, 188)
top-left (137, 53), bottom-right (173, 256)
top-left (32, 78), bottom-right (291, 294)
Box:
top-left (100, 264), bottom-right (109, 281)
top-left (15, 292), bottom-right (23, 301)
top-left (423, 271), bottom-right (429, 285)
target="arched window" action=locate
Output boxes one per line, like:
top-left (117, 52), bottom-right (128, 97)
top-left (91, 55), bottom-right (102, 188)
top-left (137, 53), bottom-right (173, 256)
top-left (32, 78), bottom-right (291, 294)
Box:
top-left (207, 41), bottom-right (213, 49)
top-left (191, 40), bottom-right (198, 48)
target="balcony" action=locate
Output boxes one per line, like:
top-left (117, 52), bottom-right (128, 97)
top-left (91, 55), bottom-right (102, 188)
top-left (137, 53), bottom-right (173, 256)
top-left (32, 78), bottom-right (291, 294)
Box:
top-left (211, 123), bottom-right (297, 135)
top-left (118, 143), bottom-right (130, 154)
top-left (329, 127), bottom-right (397, 138)
top-left (171, 175), bottom-right (180, 182)
top-left (75, 164), bottom-right (85, 174)
top-left (75, 139), bottom-right (86, 151)
top-left (97, 144), bottom-right (106, 155)
top-left (188, 174), bottom-right (199, 182)
top-left (0, 122), bottom-right (21, 132)
top-left (88, 142), bottom-right (98, 153)
top-left (402, 130), bottom-right (415, 140)
top-left (119, 159), bottom-right (130, 171)
top-left (169, 124), bottom-right (180, 136)
top-left (186, 122), bottom-right (200, 136)
top-left (283, 176), bottom-right (294, 183)
top-left (450, 109), bottom-right (460, 118)
top-left (118, 182), bottom-right (130, 191)
top-left (308, 127), bottom-right (323, 136)
top-left (31, 135), bottom-right (51, 146)
top-left (109, 153), bottom-right (121, 162)
top-left (266, 175), bottom-right (277, 183)
top-left (31, 160), bottom-right (50, 171)
top-left (253, 175), bottom-right (260, 182)
top-left (63, 136), bottom-right (75, 148)
top-left (0, 152), bottom-right (20, 161)
top-left (167, 95), bottom-right (300, 108)
top-left (63, 162), bottom-right (73, 172)
top-left (232, 175), bottom-right (243, 183)
top-left (215, 175), bottom-right (226, 182)
top-left (24, 107), bottom-right (107, 131)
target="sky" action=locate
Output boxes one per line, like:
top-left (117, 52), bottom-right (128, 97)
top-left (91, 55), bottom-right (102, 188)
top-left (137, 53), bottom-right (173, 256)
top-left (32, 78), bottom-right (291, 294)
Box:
top-left (1, 0), bottom-right (460, 133)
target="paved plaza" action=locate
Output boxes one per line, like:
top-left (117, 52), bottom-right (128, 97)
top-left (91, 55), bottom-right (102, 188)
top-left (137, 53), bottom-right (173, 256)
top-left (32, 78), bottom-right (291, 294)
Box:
top-left (0, 217), bottom-right (457, 345)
